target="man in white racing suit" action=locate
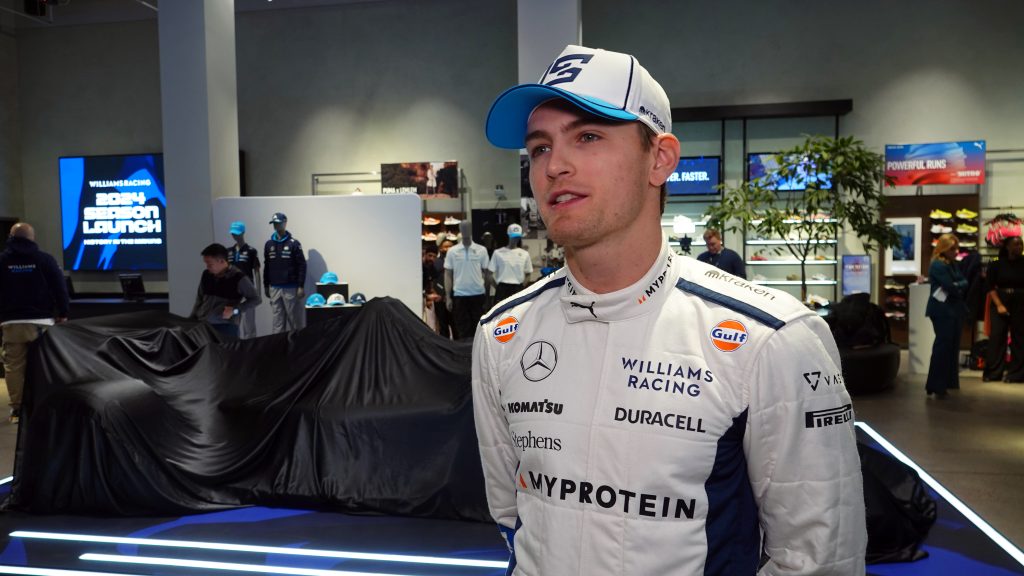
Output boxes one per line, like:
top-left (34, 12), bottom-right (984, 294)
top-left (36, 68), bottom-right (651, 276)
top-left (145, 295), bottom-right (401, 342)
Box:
top-left (473, 44), bottom-right (866, 576)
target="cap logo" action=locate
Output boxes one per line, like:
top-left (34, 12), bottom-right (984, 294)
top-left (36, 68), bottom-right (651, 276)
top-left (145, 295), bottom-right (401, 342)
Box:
top-left (493, 316), bottom-right (519, 343)
top-left (710, 320), bottom-right (748, 352)
top-left (543, 54), bottom-right (594, 87)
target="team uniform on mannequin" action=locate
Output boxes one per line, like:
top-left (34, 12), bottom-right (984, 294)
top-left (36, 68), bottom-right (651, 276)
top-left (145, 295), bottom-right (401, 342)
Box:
top-left (263, 213), bottom-right (307, 334)
top-left (489, 223), bottom-right (534, 303)
top-left (227, 221), bottom-right (261, 338)
top-left (0, 223), bottom-right (69, 424)
top-left (474, 44), bottom-right (865, 576)
top-left (445, 220), bottom-right (492, 340)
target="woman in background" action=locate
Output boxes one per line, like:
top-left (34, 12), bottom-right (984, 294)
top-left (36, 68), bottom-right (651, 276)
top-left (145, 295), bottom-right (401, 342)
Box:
top-left (984, 235), bottom-right (1024, 382)
top-left (925, 233), bottom-right (968, 398)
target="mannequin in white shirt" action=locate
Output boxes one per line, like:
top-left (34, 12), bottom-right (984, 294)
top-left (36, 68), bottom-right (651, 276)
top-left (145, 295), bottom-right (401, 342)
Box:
top-left (444, 220), bottom-right (493, 339)
top-left (489, 223), bottom-right (533, 304)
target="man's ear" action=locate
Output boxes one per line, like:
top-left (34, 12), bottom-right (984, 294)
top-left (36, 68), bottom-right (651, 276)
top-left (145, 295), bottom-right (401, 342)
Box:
top-left (650, 133), bottom-right (681, 188)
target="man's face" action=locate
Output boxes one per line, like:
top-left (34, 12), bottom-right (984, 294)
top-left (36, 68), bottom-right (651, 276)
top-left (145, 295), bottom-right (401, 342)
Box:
top-left (204, 256), bottom-right (229, 275)
top-left (705, 236), bottom-right (723, 255)
top-left (273, 222), bottom-right (287, 235)
top-left (231, 233), bottom-right (244, 244)
top-left (525, 101), bottom-right (656, 249)
top-left (423, 251), bottom-right (436, 266)
top-left (440, 240), bottom-right (454, 255)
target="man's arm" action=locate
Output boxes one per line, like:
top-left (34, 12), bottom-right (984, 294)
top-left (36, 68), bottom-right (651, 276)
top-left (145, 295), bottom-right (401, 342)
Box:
top-left (745, 315), bottom-right (866, 575)
top-left (471, 324), bottom-right (521, 562)
top-left (190, 283), bottom-right (205, 321)
top-left (263, 243), bottom-right (271, 297)
top-left (42, 254), bottom-right (70, 320)
top-left (236, 276), bottom-right (261, 312)
top-left (730, 249), bottom-right (747, 280)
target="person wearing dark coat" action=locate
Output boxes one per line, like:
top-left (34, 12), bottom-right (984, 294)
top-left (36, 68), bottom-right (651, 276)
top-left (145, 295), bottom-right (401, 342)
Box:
top-left (925, 234), bottom-right (968, 398)
top-left (0, 223), bottom-right (69, 422)
top-left (984, 236), bottom-right (1024, 382)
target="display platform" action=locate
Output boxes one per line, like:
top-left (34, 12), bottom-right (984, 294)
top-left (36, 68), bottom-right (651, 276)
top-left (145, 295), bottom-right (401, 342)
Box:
top-left (0, 423), bottom-right (1020, 575)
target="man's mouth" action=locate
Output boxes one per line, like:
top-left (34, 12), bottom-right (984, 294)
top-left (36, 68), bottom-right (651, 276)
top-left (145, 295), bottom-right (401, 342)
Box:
top-left (549, 191), bottom-right (585, 207)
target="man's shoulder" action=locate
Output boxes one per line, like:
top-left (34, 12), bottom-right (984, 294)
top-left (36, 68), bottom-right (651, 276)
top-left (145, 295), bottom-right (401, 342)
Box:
top-left (479, 272), bottom-right (565, 328)
top-left (695, 250), bottom-right (711, 262)
top-left (675, 256), bottom-right (813, 329)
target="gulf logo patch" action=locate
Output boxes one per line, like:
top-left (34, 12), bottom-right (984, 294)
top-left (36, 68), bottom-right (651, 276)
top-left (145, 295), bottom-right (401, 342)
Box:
top-left (710, 319), bottom-right (748, 352)
top-left (493, 316), bottom-right (519, 343)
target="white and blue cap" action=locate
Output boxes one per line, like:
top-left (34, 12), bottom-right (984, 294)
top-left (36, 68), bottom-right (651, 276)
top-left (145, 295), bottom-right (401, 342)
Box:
top-left (485, 45), bottom-right (671, 149)
top-left (507, 223), bottom-right (523, 238)
top-left (326, 293), bottom-right (347, 306)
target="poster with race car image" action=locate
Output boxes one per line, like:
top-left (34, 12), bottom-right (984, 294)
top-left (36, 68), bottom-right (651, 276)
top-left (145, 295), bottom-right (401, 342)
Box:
top-left (520, 154), bottom-right (545, 237)
top-left (380, 161), bottom-right (458, 198)
top-left (60, 154), bottom-right (167, 271)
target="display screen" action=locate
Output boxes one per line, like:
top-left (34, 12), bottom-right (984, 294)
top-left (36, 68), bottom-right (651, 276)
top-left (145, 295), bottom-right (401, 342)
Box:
top-left (60, 153), bottom-right (167, 271)
top-left (842, 255), bottom-right (871, 297)
top-left (884, 140), bottom-right (985, 186)
top-left (666, 156), bottom-right (721, 197)
top-left (748, 153), bottom-right (832, 191)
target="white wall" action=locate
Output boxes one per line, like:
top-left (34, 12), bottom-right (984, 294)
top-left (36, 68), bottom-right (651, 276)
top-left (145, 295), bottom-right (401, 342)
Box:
top-left (0, 32), bottom-right (19, 219)
top-left (213, 194), bottom-right (421, 336)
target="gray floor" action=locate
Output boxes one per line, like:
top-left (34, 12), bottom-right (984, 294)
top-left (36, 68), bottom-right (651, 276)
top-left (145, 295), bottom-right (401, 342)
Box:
top-left (0, 363), bottom-right (1021, 548)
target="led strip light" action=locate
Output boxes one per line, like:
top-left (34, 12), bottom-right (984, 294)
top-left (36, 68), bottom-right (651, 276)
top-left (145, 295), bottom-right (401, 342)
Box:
top-left (0, 566), bottom-right (146, 576)
top-left (855, 421), bottom-right (1024, 567)
top-left (10, 532), bottom-right (508, 570)
top-left (81, 554), bottom-right (418, 576)
top-left (0, 477), bottom-right (13, 485)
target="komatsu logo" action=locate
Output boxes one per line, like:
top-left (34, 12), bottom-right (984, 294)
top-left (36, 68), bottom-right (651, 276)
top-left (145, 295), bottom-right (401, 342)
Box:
top-left (517, 471), bottom-right (696, 519)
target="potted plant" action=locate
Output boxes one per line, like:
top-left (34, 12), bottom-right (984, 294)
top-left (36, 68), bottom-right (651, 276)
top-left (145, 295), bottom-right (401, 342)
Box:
top-left (706, 135), bottom-right (901, 303)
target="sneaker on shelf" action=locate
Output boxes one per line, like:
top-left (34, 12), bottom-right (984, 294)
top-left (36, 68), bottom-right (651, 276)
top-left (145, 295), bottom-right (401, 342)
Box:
top-left (752, 274), bottom-right (768, 282)
top-left (886, 294), bottom-right (908, 305)
top-left (422, 217), bottom-right (441, 226)
top-left (931, 238), bottom-right (939, 247)
top-left (443, 216), bottom-right (461, 226)
top-left (806, 294), bottom-right (830, 308)
top-left (785, 273), bottom-right (799, 281)
top-left (421, 233), bottom-right (437, 242)
top-left (930, 224), bottom-right (953, 234)
top-left (814, 254), bottom-right (828, 261)
top-left (885, 311), bottom-right (907, 320)
top-left (955, 208), bottom-right (978, 220)
top-left (929, 209), bottom-right (953, 220)
top-left (810, 273), bottom-right (829, 281)
top-left (751, 252), bottom-right (768, 261)
top-left (956, 223), bottom-right (978, 234)
top-left (884, 279), bottom-right (907, 291)
top-left (811, 213), bottom-right (832, 222)
top-left (960, 240), bottom-right (977, 248)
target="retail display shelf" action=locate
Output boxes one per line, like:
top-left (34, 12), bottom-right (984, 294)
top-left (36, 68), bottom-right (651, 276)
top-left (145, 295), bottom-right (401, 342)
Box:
top-left (669, 240), bottom-right (706, 247)
top-left (746, 239), bottom-right (838, 245)
top-left (750, 218), bottom-right (837, 224)
top-left (751, 280), bottom-right (838, 286)
top-left (746, 260), bottom-right (837, 266)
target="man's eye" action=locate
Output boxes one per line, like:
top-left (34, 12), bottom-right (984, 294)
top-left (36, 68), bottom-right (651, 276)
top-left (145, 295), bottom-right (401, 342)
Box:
top-left (580, 133), bottom-right (600, 143)
top-left (529, 145), bottom-right (550, 158)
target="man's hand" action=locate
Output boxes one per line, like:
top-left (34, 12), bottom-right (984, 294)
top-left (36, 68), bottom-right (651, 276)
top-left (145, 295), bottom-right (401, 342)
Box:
top-left (297, 286), bottom-right (305, 299)
top-left (997, 304), bottom-right (1009, 316)
top-left (446, 296), bottom-right (453, 312)
top-left (222, 306), bottom-right (235, 320)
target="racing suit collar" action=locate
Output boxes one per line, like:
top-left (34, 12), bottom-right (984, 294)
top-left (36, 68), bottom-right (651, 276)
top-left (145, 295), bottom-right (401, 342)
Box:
top-left (561, 241), bottom-right (678, 323)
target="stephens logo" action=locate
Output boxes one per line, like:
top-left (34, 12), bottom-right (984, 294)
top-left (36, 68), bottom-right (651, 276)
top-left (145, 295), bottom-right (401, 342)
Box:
top-left (493, 316), bottom-right (519, 343)
top-left (710, 320), bottom-right (748, 352)
top-left (511, 430), bottom-right (562, 452)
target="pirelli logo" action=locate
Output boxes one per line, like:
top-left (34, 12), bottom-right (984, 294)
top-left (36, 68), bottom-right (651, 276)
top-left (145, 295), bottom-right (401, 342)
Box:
top-left (805, 404), bottom-right (852, 429)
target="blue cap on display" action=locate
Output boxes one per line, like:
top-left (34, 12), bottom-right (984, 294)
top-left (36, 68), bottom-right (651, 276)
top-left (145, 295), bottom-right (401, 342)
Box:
top-left (485, 45), bottom-right (671, 149)
top-left (306, 293), bottom-right (326, 307)
top-left (319, 271), bottom-right (339, 284)
top-left (349, 292), bottom-right (367, 305)
top-left (229, 221), bottom-right (246, 235)
top-left (269, 212), bottom-right (288, 224)
top-left (327, 293), bottom-right (347, 306)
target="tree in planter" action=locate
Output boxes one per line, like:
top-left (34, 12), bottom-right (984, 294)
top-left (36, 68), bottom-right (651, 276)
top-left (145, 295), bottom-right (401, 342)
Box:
top-left (705, 135), bottom-right (901, 303)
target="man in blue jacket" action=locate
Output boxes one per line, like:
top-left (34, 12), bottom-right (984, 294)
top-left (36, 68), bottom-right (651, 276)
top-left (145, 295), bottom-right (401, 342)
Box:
top-left (0, 223), bottom-right (69, 423)
top-left (263, 212), bottom-right (306, 333)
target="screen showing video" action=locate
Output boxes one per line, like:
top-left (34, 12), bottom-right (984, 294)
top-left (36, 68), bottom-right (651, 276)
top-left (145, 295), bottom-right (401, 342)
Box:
top-left (666, 156), bottom-right (721, 197)
top-left (60, 153), bottom-right (167, 271)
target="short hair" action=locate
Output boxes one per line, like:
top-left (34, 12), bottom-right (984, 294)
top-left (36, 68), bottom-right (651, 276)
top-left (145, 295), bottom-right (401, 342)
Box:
top-left (201, 243), bottom-right (229, 261)
top-left (703, 228), bottom-right (723, 242)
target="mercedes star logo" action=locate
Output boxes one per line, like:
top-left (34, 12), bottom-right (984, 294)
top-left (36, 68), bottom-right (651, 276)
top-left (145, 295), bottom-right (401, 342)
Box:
top-left (521, 341), bottom-right (558, 382)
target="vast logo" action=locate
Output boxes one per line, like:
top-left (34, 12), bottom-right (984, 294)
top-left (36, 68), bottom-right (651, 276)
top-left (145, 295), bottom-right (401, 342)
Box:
top-left (516, 470), bottom-right (696, 519)
top-left (710, 320), bottom-right (748, 352)
top-left (543, 54), bottom-right (594, 87)
top-left (493, 316), bottom-right (519, 343)
top-left (805, 404), bottom-right (853, 428)
top-left (803, 371), bottom-right (846, 391)
top-left (510, 430), bottom-right (562, 452)
top-left (521, 341), bottom-right (558, 382)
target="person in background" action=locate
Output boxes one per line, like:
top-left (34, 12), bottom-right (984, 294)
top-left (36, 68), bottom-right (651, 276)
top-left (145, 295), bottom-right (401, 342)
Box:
top-left (264, 212), bottom-right (307, 333)
top-left (925, 233), bottom-right (968, 398)
top-left (697, 228), bottom-right (746, 279)
top-left (0, 223), bottom-right (69, 424)
top-left (445, 220), bottom-right (490, 340)
top-left (433, 237), bottom-right (455, 338)
top-left (984, 235), bottom-right (1024, 382)
top-left (227, 221), bottom-right (261, 338)
top-left (192, 243), bottom-right (260, 339)
top-left (488, 223), bottom-right (533, 303)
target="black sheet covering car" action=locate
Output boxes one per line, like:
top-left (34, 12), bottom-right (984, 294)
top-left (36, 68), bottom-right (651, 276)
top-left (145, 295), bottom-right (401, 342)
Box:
top-left (5, 298), bottom-right (489, 522)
